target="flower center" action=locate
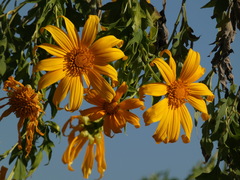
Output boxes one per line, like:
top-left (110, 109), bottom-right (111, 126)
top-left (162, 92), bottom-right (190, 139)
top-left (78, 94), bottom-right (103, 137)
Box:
top-left (167, 80), bottom-right (189, 109)
top-left (64, 48), bottom-right (94, 77)
top-left (104, 101), bottom-right (119, 114)
top-left (9, 86), bottom-right (40, 119)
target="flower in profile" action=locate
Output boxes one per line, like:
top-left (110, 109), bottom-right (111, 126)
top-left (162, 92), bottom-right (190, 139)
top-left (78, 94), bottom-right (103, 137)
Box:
top-left (34, 15), bottom-right (125, 112)
top-left (139, 49), bottom-right (214, 144)
top-left (0, 76), bottom-right (44, 157)
top-left (62, 115), bottom-right (106, 179)
top-left (80, 82), bottom-right (144, 137)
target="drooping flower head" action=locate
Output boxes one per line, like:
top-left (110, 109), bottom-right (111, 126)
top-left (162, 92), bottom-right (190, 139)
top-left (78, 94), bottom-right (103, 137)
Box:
top-left (62, 115), bottom-right (106, 179)
top-left (139, 49), bottom-right (214, 144)
top-left (0, 76), bottom-right (44, 157)
top-left (34, 15), bottom-right (125, 112)
top-left (80, 82), bottom-right (144, 137)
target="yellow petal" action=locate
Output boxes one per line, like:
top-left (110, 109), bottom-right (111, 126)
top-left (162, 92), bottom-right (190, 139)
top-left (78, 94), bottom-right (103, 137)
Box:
top-left (160, 49), bottom-right (176, 77)
top-left (65, 76), bottom-right (83, 112)
top-left (152, 107), bottom-right (170, 144)
top-left (52, 76), bottom-right (71, 108)
top-left (34, 57), bottom-right (63, 72)
top-left (119, 110), bottom-right (140, 128)
top-left (179, 104), bottom-right (192, 143)
top-left (103, 115), bottom-right (112, 137)
top-left (113, 82), bottom-right (127, 102)
top-left (188, 95), bottom-right (208, 115)
top-left (186, 65), bottom-right (205, 83)
top-left (60, 16), bottom-right (80, 48)
top-left (143, 98), bottom-right (169, 126)
top-left (167, 108), bottom-right (180, 143)
top-left (70, 136), bottom-right (88, 163)
top-left (111, 113), bottom-right (125, 131)
top-left (93, 64), bottom-right (118, 83)
top-left (82, 143), bottom-right (94, 179)
top-left (84, 89), bottom-right (105, 106)
top-left (81, 15), bottom-right (99, 47)
top-left (42, 25), bottom-right (74, 52)
top-left (82, 73), bottom-right (90, 88)
top-left (37, 43), bottom-right (67, 57)
top-left (151, 58), bottom-right (175, 85)
top-left (180, 49), bottom-right (200, 81)
top-left (38, 69), bottom-right (65, 90)
top-left (139, 83), bottom-right (167, 100)
top-left (189, 83), bottom-right (214, 101)
top-left (80, 107), bottom-right (106, 120)
top-left (91, 35), bottom-right (124, 53)
top-left (93, 48), bottom-right (125, 65)
top-left (88, 69), bottom-right (115, 103)
top-left (119, 98), bottom-right (144, 110)
top-left (95, 133), bottom-right (107, 179)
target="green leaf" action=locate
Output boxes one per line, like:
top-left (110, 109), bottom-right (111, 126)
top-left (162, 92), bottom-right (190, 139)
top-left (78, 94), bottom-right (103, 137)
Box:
top-left (200, 137), bottom-right (213, 163)
top-left (201, 0), bottom-right (217, 9)
top-left (27, 151), bottom-right (43, 178)
top-left (196, 165), bottom-right (228, 180)
top-left (13, 159), bottom-right (27, 180)
top-left (46, 121), bottom-right (61, 136)
top-left (0, 57), bottom-right (6, 76)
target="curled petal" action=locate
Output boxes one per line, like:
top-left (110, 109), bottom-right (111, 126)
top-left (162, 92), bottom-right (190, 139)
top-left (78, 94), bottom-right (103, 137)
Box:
top-left (95, 133), bottom-right (107, 179)
top-left (81, 143), bottom-right (94, 179)
top-left (160, 49), bottom-right (176, 77)
top-left (94, 48), bottom-right (125, 65)
top-left (91, 35), bottom-right (124, 52)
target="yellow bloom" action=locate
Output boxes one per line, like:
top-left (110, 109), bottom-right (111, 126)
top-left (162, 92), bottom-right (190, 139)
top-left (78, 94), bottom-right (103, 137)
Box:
top-left (34, 15), bottom-right (125, 111)
top-left (62, 116), bottom-right (106, 179)
top-left (0, 77), bottom-right (44, 157)
top-left (139, 49), bottom-right (214, 144)
top-left (81, 82), bottom-right (144, 137)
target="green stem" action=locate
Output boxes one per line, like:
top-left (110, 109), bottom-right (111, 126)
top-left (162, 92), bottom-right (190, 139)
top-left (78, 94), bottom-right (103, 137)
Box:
top-left (166, 0), bottom-right (186, 49)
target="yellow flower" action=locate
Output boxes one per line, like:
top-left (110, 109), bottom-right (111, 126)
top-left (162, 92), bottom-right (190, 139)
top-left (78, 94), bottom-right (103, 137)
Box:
top-left (62, 116), bottom-right (106, 179)
top-left (0, 77), bottom-right (44, 157)
top-left (34, 15), bottom-right (125, 111)
top-left (80, 82), bottom-right (144, 137)
top-left (139, 49), bottom-right (214, 144)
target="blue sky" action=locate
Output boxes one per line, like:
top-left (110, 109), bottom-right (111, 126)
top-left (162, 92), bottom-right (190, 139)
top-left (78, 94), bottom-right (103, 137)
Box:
top-left (1, 0), bottom-right (240, 180)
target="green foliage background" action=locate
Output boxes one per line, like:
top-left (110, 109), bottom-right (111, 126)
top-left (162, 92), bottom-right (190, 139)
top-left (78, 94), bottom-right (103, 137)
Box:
top-left (0, 0), bottom-right (240, 179)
